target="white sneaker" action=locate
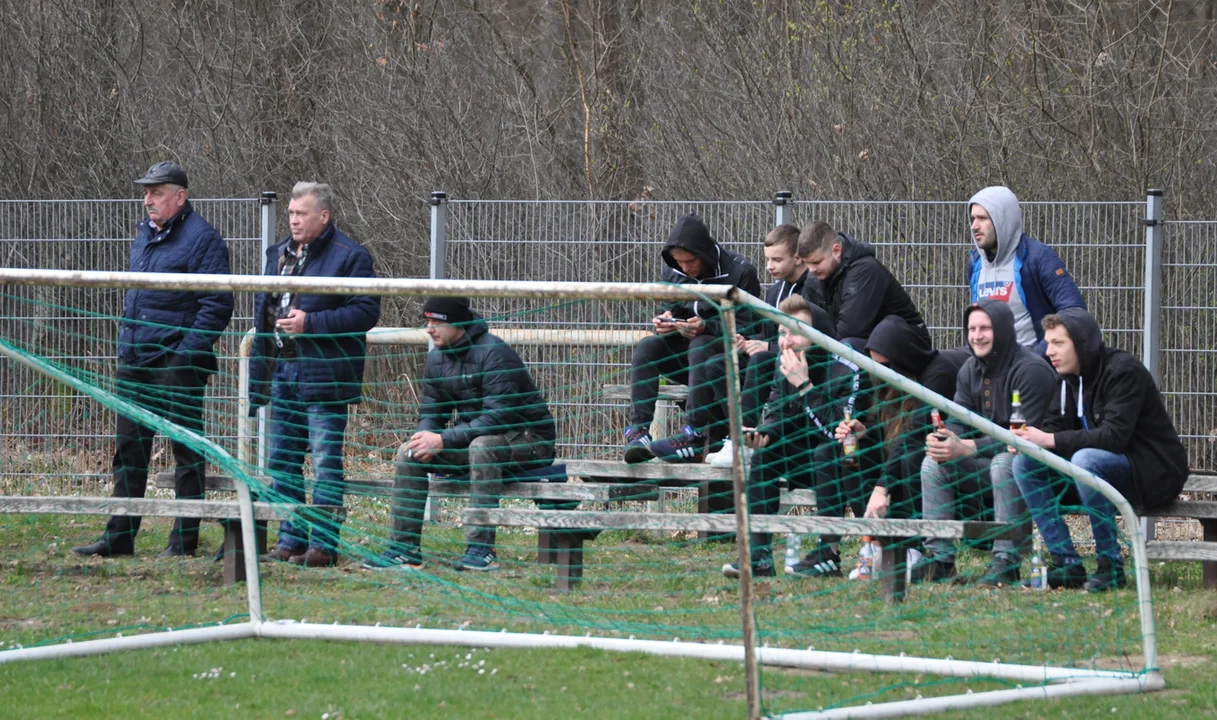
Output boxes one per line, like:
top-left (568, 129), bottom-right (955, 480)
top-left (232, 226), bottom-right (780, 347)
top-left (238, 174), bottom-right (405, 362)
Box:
top-left (708, 439), bottom-right (752, 468)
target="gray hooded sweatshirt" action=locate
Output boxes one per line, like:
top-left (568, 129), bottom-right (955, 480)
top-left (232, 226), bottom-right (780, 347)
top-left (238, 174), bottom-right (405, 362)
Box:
top-left (968, 186), bottom-right (1035, 346)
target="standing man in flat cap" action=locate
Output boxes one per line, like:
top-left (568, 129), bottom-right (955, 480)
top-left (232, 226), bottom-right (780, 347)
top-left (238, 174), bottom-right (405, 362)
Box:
top-left (249, 181), bottom-right (381, 568)
top-left (73, 161), bottom-right (234, 558)
top-left (364, 297), bottom-right (556, 572)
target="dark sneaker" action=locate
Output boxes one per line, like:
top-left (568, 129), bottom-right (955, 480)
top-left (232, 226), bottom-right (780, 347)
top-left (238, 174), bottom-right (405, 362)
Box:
top-left (361, 548), bottom-right (425, 571)
top-left (721, 552), bottom-right (775, 579)
top-left (455, 545), bottom-right (499, 571)
top-left (623, 427), bottom-right (655, 464)
top-left (648, 425), bottom-right (707, 464)
top-left (789, 544), bottom-right (844, 578)
top-left (1083, 556), bottom-right (1127, 593)
top-left (158, 545), bottom-right (197, 558)
top-left (71, 538), bottom-right (133, 558)
top-left (1024, 554), bottom-right (1087, 589)
top-left (975, 555), bottom-right (1022, 587)
top-left (910, 555), bottom-right (957, 584)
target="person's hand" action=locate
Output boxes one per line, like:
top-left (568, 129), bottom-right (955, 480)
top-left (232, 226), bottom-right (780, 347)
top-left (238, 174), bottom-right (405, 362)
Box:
top-left (1013, 426), bottom-right (1055, 450)
top-left (925, 428), bottom-right (961, 462)
top-left (864, 486), bottom-right (889, 518)
top-left (743, 428), bottom-right (770, 450)
top-left (676, 316), bottom-right (705, 338)
top-left (779, 347), bottom-right (810, 387)
top-left (740, 339), bottom-right (768, 357)
top-left (275, 308), bottom-right (307, 335)
top-left (653, 312), bottom-right (677, 334)
top-left (835, 417), bottom-right (866, 443)
top-left (406, 431), bottom-right (444, 463)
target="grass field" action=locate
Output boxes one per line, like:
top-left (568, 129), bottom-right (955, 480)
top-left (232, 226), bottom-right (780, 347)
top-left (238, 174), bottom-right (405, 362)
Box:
top-left (2, 511), bottom-right (1216, 719)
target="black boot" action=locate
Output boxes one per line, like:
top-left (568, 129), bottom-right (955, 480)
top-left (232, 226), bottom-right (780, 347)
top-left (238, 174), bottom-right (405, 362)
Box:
top-left (71, 537), bottom-right (134, 558)
top-left (1083, 556), bottom-right (1127, 593)
top-left (1047, 554), bottom-right (1087, 589)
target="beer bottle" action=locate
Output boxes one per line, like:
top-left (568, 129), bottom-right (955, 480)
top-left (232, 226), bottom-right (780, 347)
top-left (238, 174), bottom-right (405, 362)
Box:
top-left (1008, 390), bottom-right (1026, 431)
top-left (930, 408), bottom-right (947, 439)
top-left (842, 409), bottom-right (859, 468)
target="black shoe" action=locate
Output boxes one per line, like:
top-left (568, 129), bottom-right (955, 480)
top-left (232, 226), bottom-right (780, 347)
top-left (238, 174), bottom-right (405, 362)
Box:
top-left (158, 545), bottom-right (197, 558)
top-left (648, 425), bottom-right (707, 464)
top-left (975, 555), bottom-right (1022, 587)
top-left (789, 544), bottom-right (843, 578)
top-left (361, 548), bottom-right (425, 571)
top-left (71, 539), bottom-right (133, 558)
top-left (622, 427), bottom-right (655, 464)
top-left (910, 555), bottom-right (957, 584)
top-left (213, 546), bottom-right (225, 563)
top-left (1083, 556), bottom-right (1127, 593)
top-left (722, 552), bottom-right (775, 579)
top-left (454, 545), bottom-right (499, 571)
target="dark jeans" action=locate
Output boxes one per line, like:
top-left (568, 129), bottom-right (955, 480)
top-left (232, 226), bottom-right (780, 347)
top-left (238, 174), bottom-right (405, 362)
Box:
top-left (629, 332), bottom-right (727, 435)
top-left (267, 361), bottom-right (350, 553)
top-left (1013, 449), bottom-right (1135, 564)
top-left (389, 430), bottom-right (555, 552)
top-left (810, 440), bottom-right (881, 546)
top-left (104, 357), bottom-right (208, 552)
top-left (739, 351), bottom-right (777, 429)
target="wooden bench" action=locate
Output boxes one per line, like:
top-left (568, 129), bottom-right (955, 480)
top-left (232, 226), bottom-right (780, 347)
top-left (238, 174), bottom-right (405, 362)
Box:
top-left (567, 459), bottom-right (734, 538)
top-left (462, 506), bottom-right (1013, 602)
top-left (1140, 474), bottom-right (1217, 588)
top-left (0, 495), bottom-right (340, 586)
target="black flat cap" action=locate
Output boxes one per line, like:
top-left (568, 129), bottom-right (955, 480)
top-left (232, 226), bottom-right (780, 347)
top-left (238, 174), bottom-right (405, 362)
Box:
top-left (134, 161), bottom-right (189, 188)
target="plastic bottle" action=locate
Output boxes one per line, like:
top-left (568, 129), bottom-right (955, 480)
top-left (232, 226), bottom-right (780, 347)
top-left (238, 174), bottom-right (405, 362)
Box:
top-left (784, 533), bottom-right (802, 572)
top-left (854, 536), bottom-right (877, 580)
top-left (1029, 532), bottom-right (1048, 591)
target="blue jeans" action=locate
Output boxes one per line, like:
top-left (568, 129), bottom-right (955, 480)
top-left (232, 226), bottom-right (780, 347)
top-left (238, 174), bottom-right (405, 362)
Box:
top-left (267, 361), bottom-right (350, 552)
top-left (1013, 449), bottom-right (1135, 565)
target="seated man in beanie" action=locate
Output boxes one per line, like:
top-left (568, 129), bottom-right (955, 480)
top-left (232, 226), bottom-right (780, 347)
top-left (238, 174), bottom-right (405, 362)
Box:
top-left (364, 297), bottom-right (557, 571)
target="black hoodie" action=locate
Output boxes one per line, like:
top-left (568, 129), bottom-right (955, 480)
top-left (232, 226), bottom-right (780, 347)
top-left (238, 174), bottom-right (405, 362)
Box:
top-left (948, 299), bottom-right (1057, 458)
top-left (748, 268), bottom-right (812, 352)
top-left (1041, 308), bottom-right (1188, 510)
top-left (757, 303), bottom-right (866, 442)
top-left (660, 214), bottom-right (762, 337)
top-left (864, 315), bottom-right (969, 489)
top-left (822, 231), bottom-right (927, 344)
top-left (417, 312), bottom-right (557, 449)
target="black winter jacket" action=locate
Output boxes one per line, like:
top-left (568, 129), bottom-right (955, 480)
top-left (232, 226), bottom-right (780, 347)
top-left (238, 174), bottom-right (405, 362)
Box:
top-left (417, 316), bottom-right (557, 450)
top-left (1041, 308), bottom-right (1188, 510)
top-left (250, 223), bottom-right (381, 407)
top-left (822, 232), bottom-right (926, 345)
top-left (118, 201), bottom-right (234, 371)
top-left (864, 315), bottom-right (969, 489)
top-left (659, 214), bottom-right (762, 337)
top-left (948, 299), bottom-right (1057, 457)
top-left (749, 269), bottom-right (812, 352)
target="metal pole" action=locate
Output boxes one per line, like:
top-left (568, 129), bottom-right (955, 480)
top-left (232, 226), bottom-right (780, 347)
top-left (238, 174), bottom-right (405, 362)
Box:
top-left (258, 192), bottom-right (277, 474)
top-left (430, 191), bottom-right (448, 280)
top-left (720, 301), bottom-right (762, 720)
top-left (1143, 189), bottom-right (1163, 384)
top-left (774, 190), bottom-right (793, 227)
top-left (236, 330), bottom-right (264, 625)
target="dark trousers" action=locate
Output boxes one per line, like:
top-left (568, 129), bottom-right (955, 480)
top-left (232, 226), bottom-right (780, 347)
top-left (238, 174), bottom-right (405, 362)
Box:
top-left (389, 430), bottom-right (555, 552)
top-left (629, 332), bottom-right (726, 435)
top-left (739, 351), bottom-right (777, 429)
top-left (104, 358), bottom-right (208, 552)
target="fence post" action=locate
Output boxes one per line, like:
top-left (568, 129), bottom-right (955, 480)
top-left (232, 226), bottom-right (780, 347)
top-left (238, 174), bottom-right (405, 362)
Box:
top-left (1143, 189), bottom-right (1163, 384)
top-left (257, 192), bottom-right (277, 473)
top-left (773, 190), bottom-right (793, 227)
top-left (430, 191), bottom-right (448, 280)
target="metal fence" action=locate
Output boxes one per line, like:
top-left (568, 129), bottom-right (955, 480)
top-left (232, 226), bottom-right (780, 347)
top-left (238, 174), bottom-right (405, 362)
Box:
top-left (0, 196), bottom-right (274, 492)
top-left (438, 192), bottom-right (1214, 473)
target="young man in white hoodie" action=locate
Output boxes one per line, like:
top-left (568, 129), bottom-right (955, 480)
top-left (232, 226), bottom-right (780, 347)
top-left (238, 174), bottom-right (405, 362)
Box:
top-left (967, 186), bottom-right (1086, 353)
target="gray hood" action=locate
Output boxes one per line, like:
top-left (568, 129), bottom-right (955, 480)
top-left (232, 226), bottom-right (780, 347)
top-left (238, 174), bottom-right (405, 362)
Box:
top-left (969, 186), bottom-right (1024, 267)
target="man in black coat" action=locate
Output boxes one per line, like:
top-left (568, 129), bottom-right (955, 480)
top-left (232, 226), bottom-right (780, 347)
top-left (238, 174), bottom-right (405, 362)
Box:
top-left (1012, 308), bottom-right (1189, 592)
top-left (73, 161), bottom-right (233, 559)
top-left (797, 221), bottom-right (929, 351)
top-left (250, 182), bottom-right (381, 568)
top-left (623, 214), bottom-right (761, 464)
top-left (917, 299), bottom-right (1056, 585)
top-left (365, 297), bottom-right (557, 572)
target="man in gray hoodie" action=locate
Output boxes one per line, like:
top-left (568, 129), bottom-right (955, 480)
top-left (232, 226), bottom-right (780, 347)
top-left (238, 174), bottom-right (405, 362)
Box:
top-left (967, 186), bottom-right (1086, 353)
top-left (916, 299), bottom-right (1057, 585)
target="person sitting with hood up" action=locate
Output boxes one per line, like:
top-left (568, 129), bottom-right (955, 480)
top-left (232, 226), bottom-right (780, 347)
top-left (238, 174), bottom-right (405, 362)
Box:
top-left (624, 214), bottom-right (761, 464)
top-left (719, 295), bottom-right (869, 579)
top-left (1011, 308), bottom-right (1189, 592)
top-left (917, 299), bottom-right (1056, 585)
top-left (967, 186), bottom-right (1086, 353)
top-left (837, 316), bottom-right (969, 580)
top-left (797, 221), bottom-right (929, 351)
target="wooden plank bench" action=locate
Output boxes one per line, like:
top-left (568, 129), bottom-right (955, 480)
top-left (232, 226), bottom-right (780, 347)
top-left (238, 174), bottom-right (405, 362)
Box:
top-left (462, 506), bottom-right (1013, 602)
top-left (0, 495), bottom-right (340, 586)
top-left (566, 459), bottom-right (734, 538)
top-left (1140, 474), bottom-right (1217, 588)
